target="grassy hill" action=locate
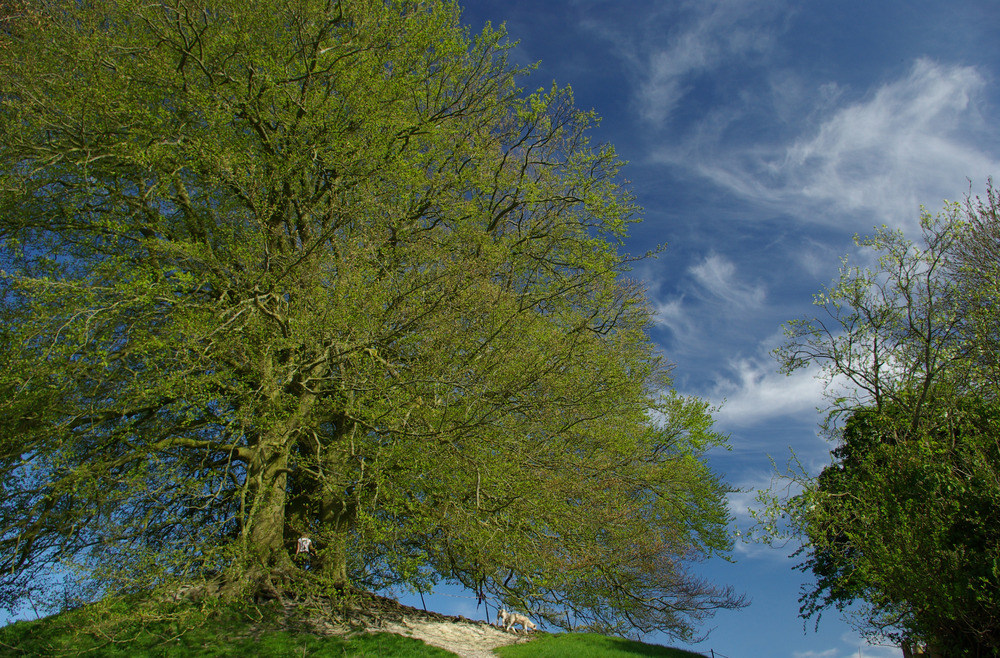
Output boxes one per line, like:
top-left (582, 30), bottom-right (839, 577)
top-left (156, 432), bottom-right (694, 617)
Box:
top-left (495, 633), bottom-right (706, 657)
top-left (0, 594), bottom-right (706, 657)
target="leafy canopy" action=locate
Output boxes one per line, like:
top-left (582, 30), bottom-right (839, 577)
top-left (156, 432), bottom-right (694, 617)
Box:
top-left (797, 397), bottom-right (1000, 653)
top-left (0, 0), bottom-right (742, 640)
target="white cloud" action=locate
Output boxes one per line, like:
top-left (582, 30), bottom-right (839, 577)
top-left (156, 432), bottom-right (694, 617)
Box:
top-left (637, 252), bottom-right (767, 320)
top-left (586, 0), bottom-right (788, 126)
top-left (845, 640), bottom-right (904, 658)
top-left (647, 253), bottom-right (767, 349)
top-left (793, 650), bottom-right (838, 658)
top-left (727, 468), bottom-right (793, 523)
top-left (792, 646), bottom-right (902, 658)
top-left (792, 238), bottom-right (845, 279)
top-left (684, 59), bottom-right (999, 229)
top-left (690, 253), bottom-right (767, 308)
top-left (710, 357), bottom-right (825, 429)
top-left (653, 296), bottom-right (697, 342)
top-left (638, 40), bottom-right (708, 125)
top-left (779, 59), bottom-right (994, 222)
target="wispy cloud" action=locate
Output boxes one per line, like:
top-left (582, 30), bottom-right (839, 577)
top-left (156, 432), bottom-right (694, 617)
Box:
top-left (777, 633), bottom-right (904, 658)
top-left (709, 357), bottom-right (825, 429)
top-left (652, 296), bottom-right (697, 345)
top-left (797, 635), bottom-right (905, 658)
top-left (636, 6), bottom-right (777, 127)
top-left (793, 646), bottom-right (902, 658)
top-left (842, 633), bottom-right (905, 658)
top-left (644, 252), bottom-right (768, 361)
top-left (582, 0), bottom-right (789, 126)
top-left (690, 253), bottom-right (767, 308)
top-left (727, 468), bottom-right (795, 524)
top-left (793, 649), bottom-right (838, 658)
top-left (776, 58), bottom-right (995, 224)
top-left (669, 58), bottom-right (999, 229)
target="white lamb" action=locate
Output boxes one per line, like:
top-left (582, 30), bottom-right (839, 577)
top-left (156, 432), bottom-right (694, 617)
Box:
top-left (497, 608), bottom-right (537, 633)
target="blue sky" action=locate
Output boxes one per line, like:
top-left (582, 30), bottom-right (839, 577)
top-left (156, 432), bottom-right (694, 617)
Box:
top-left (3, 3), bottom-right (995, 656)
top-left (397, 2), bottom-right (1000, 656)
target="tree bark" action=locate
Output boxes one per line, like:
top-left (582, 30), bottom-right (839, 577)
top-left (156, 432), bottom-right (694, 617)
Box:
top-left (317, 491), bottom-right (355, 589)
top-left (244, 440), bottom-right (294, 592)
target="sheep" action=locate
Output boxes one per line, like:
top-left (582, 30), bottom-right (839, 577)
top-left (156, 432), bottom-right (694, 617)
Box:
top-left (497, 608), bottom-right (536, 633)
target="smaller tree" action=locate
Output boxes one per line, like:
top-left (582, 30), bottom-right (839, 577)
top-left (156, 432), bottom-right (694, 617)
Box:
top-left (951, 180), bottom-right (1000, 393)
top-left (756, 186), bottom-right (1000, 655)
top-left (775, 206), bottom-right (968, 429)
top-left (796, 397), bottom-right (1000, 654)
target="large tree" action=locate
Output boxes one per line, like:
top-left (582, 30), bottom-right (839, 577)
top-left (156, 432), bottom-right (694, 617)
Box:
top-left (0, 0), bottom-right (741, 639)
top-left (761, 188), bottom-right (1000, 654)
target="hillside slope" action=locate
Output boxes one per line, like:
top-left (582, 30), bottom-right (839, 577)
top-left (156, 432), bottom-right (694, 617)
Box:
top-left (0, 592), bottom-right (703, 657)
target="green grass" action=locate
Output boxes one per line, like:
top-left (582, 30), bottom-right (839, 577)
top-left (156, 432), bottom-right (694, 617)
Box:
top-left (495, 632), bottom-right (706, 658)
top-left (0, 623), bottom-right (450, 657)
top-left (0, 597), bottom-right (707, 658)
top-left (0, 599), bottom-right (455, 657)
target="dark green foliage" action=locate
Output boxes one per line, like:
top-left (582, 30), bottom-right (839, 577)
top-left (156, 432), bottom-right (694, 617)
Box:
top-left (764, 188), bottom-right (1000, 655)
top-left (799, 397), bottom-right (1000, 654)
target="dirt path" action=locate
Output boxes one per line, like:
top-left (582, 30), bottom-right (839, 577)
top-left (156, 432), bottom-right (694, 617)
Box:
top-left (375, 617), bottom-right (532, 658)
top-left (263, 589), bottom-right (535, 657)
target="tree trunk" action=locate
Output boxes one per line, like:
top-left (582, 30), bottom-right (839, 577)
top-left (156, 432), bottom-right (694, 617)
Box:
top-left (243, 440), bottom-right (294, 596)
top-left (317, 492), bottom-right (355, 589)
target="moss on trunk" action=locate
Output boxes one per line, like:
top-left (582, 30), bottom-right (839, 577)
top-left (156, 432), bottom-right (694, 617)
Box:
top-left (316, 492), bottom-right (356, 590)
